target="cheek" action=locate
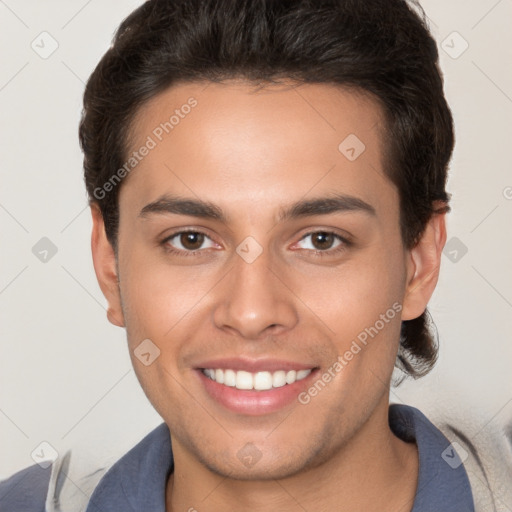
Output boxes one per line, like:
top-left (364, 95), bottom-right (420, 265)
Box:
top-left (118, 251), bottom-right (204, 416)
top-left (119, 230), bottom-right (407, 351)
top-left (294, 247), bottom-right (406, 338)
top-left (119, 246), bottom-right (210, 340)
top-left (291, 244), bottom-right (406, 398)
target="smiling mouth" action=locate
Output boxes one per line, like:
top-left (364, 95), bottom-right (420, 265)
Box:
top-left (200, 368), bottom-right (314, 391)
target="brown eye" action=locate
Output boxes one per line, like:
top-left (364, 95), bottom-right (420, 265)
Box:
top-left (163, 231), bottom-right (216, 254)
top-left (180, 232), bottom-right (205, 250)
top-left (310, 232), bottom-right (335, 250)
top-left (294, 231), bottom-right (348, 255)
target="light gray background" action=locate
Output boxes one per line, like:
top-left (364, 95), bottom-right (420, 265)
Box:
top-left (1, 0), bottom-right (511, 479)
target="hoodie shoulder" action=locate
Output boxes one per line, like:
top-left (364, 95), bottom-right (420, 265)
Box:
top-left (0, 463), bottom-right (52, 512)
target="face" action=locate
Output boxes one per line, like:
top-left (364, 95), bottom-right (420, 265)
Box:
top-left (92, 80), bottom-right (440, 480)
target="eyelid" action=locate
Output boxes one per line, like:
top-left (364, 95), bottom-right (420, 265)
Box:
top-left (161, 228), bottom-right (221, 252)
top-left (295, 224), bottom-right (352, 241)
top-left (160, 227), bottom-right (353, 257)
top-left (291, 230), bottom-right (351, 252)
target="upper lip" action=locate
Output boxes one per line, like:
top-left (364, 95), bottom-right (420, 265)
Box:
top-left (196, 357), bottom-right (316, 373)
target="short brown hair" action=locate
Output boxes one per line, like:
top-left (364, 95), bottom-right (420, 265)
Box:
top-left (79, 0), bottom-right (454, 380)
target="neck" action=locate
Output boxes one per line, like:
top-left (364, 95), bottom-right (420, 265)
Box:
top-left (166, 401), bottom-right (418, 512)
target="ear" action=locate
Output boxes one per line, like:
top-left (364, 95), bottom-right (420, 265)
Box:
top-left (401, 210), bottom-right (447, 321)
top-left (90, 204), bottom-right (125, 328)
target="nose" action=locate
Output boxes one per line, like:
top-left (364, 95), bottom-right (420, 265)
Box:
top-left (212, 246), bottom-right (299, 340)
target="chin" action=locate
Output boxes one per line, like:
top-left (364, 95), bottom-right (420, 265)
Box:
top-left (195, 441), bottom-right (326, 482)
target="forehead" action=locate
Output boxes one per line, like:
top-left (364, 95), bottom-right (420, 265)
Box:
top-left (121, 80), bottom-right (396, 219)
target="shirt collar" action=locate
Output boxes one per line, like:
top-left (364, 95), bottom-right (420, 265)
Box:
top-left (86, 404), bottom-right (474, 511)
top-left (390, 404), bottom-right (475, 512)
top-left (86, 422), bottom-right (173, 512)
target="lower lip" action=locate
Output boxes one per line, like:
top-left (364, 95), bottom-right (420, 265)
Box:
top-left (196, 369), bottom-right (318, 415)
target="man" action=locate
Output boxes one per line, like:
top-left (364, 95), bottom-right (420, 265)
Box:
top-left (0, 0), bottom-right (492, 510)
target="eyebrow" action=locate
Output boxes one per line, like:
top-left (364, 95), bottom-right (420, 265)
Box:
top-left (138, 193), bottom-right (376, 222)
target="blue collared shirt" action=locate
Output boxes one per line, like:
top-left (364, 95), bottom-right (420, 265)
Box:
top-left (0, 404), bottom-right (475, 511)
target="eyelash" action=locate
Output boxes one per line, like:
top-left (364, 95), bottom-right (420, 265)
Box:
top-left (161, 229), bottom-right (352, 259)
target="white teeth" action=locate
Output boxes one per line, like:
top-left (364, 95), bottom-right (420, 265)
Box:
top-left (224, 369), bottom-right (236, 387)
top-left (202, 367), bottom-right (312, 390)
top-left (215, 369), bottom-right (224, 384)
top-left (285, 370), bottom-right (297, 384)
top-left (272, 370), bottom-right (286, 388)
top-left (254, 371), bottom-right (273, 391)
top-left (296, 369), bottom-right (311, 380)
top-left (236, 371), bottom-right (253, 390)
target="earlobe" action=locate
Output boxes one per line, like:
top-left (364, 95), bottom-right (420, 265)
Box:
top-left (90, 204), bottom-right (125, 328)
top-left (401, 211), bottom-right (447, 321)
